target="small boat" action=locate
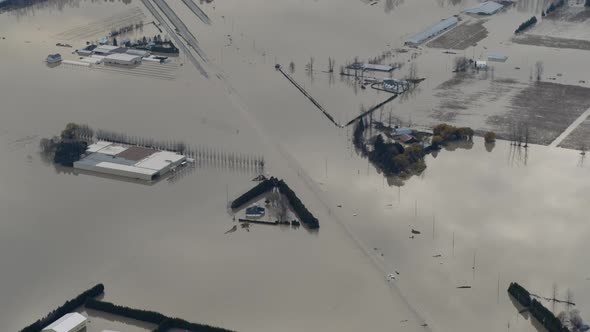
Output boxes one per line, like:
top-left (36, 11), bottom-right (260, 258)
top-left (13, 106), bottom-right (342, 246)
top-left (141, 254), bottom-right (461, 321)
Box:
top-left (245, 204), bottom-right (265, 218)
top-left (46, 53), bottom-right (62, 64)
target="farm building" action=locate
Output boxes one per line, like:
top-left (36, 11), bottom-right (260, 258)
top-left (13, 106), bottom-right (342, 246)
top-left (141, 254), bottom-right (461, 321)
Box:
top-left (74, 142), bottom-right (186, 181)
top-left (104, 53), bottom-right (142, 65)
top-left (487, 52), bottom-right (508, 62)
top-left (42, 313), bottom-right (87, 332)
top-left (405, 17), bottom-right (459, 46)
top-left (347, 63), bottom-right (394, 72)
top-left (126, 49), bottom-right (151, 57)
top-left (475, 60), bottom-right (488, 69)
top-left (383, 79), bottom-right (411, 92)
top-left (392, 127), bottom-right (413, 136)
top-left (92, 45), bottom-right (126, 55)
top-left (463, 1), bottom-right (504, 15)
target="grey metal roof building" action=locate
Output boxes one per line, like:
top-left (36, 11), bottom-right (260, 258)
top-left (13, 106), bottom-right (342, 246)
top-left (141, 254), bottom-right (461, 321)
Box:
top-left (464, 1), bottom-right (504, 15)
top-left (405, 17), bottom-right (459, 46)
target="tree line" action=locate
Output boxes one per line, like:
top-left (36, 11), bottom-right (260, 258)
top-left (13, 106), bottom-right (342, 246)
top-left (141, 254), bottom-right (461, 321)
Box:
top-left (39, 123), bottom-right (93, 166)
top-left (507, 282), bottom-right (570, 332)
top-left (515, 16), bottom-right (537, 34)
top-left (230, 178), bottom-right (276, 209)
top-left (543, 0), bottom-right (565, 16)
top-left (432, 123), bottom-right (474, 145)
top-left (230, 177), bottom-right (320, 229)
top-left (353, 118), bottom-right (429, 176)
top-left (84, 298), bottom-right (234, 332)
top-left (20, 284), bottom-right (104, 332)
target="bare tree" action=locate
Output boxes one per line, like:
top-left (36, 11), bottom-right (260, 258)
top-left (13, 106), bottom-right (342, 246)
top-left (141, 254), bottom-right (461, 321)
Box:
top-left (454, 57), bottom-right (469, 72)
top-left (306, 57), bottom-right (314, 73)
top-left (407, 62), bottom-right (418, 80)
top-left (328, 57), bottom-right (335, 73)
top-left (535, 61), bottom-right (544, 81)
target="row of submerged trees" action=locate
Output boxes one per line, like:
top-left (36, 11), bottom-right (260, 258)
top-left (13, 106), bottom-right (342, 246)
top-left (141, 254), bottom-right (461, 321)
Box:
top-left (515, 16), bottom-right (538, 33)
top-left (40, 123), bottom-right (264, 170)
top-left (230, 177), bottom-right (320, 229)
top-left (542, 0), bottom-right (565, 16)
top-left (20, 284), bottom-right (104, 332)
top-left (85, 299), bottom-right (234, 332)
top-left (39, 123), bottom-right (93, 166)
top-left (508, 282), bottom-right (570, 332)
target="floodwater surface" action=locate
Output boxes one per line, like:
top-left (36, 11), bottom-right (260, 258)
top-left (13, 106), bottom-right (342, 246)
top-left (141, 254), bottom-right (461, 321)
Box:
top-left (1, 0), bottom-right (589, 331)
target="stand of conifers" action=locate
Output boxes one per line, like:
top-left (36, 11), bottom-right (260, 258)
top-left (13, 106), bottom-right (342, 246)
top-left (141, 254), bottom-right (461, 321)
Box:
top-left (19, 283), bottom-right (234, 332)
top-left (508, 282), bottom-right (570, 332)
top-left (231, 177), bottom-right (320, 229)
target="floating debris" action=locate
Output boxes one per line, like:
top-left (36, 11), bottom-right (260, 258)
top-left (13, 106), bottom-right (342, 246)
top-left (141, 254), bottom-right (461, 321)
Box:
top-left (224, 225), bottom-right (237, 234)
top-left (433, 254), bottom-right (442, 258)
top-left (411, 229), bottom-right (421, 234)
top-left (457, 286), bottom-right (472, 289)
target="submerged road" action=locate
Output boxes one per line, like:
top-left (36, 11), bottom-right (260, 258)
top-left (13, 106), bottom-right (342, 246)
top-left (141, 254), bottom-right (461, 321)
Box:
top-left (344, 94), bottom-right (399, 127)
top-left (278, 67), bottom-right (404, 128)
top-left (140, 0), bottom-right (208, 77)
top-left (277, 67), bottom-right (340, 127)
top-left (151, 0), bottom-right (208, 62)
top-left (181, 0), bottom-right (211, 25)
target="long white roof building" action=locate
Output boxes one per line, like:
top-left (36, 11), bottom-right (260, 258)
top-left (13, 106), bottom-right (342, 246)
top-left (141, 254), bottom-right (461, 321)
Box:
top-left (42, 313), bottom-right (87, 332)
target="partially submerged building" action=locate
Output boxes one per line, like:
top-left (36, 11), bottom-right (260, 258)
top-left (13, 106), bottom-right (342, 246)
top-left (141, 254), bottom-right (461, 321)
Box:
top-left (383, 79), bottom-right (411, 91)
top-left (487, 52), bottom-right (508, 62)
top-left (74, 141), bottom-right (186, 180)
top-left (405, 17), bottom-right (459, 46)
top-left (463, 1), bottom-right (504, 15)
top-left (475, 60), bottom-right (488, 69)
top-left (347, 63), bottom-right (394, 72)
top-left (42, 312), bottom-right (87, 332)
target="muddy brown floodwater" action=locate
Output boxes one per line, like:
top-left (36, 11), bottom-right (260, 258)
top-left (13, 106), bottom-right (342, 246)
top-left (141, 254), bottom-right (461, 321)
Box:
top-left (1, 0), bottom-right (589, 331)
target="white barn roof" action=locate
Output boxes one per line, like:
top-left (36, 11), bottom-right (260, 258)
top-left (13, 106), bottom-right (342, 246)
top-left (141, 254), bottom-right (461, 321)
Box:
top-left (42, 313), bottom-right (86, 332)
top-left (86, 141), bottom-right (112, 153)
top-left (95, 161), bottom-right (158, 176)
top-left (135, 151), bottom-right (186, 171)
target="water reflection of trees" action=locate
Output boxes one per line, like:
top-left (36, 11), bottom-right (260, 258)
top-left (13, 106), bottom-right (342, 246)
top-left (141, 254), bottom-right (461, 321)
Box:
top-left (6, 0), bottom-right (131, 18)
top-left (515, 0), bottom-right (550, 14)
top-left (384, 0), bottom-right (404, 13)
top-left (435, 0), bottom-right (463, 7)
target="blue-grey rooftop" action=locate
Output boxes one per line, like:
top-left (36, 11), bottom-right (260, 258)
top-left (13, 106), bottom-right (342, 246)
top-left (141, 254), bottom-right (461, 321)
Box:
top-left (464, 1), bottom-right (504, 15)
top-left (405, 17), bottom-right (459, 45)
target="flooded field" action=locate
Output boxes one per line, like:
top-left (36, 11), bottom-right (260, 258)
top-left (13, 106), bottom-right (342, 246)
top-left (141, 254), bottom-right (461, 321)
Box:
top-left (1, 0), bottom-right (589, 331)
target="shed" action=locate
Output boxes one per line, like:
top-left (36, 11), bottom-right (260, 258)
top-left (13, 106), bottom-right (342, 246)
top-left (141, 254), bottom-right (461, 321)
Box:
top-left (362, 64), bottom-right (394, 72)
top-left (42, 313), bottom-right (87, 332)
top-left (487, 52), bottom-right (508, 62)
top-left (393, 127), bottom-right (413, 136)
top-left (76, 49), bottom-right (93, 56)
top-left (104, 53), bottom-right (142, 65)
top-left (475, 60), bottom-right (488, 69)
